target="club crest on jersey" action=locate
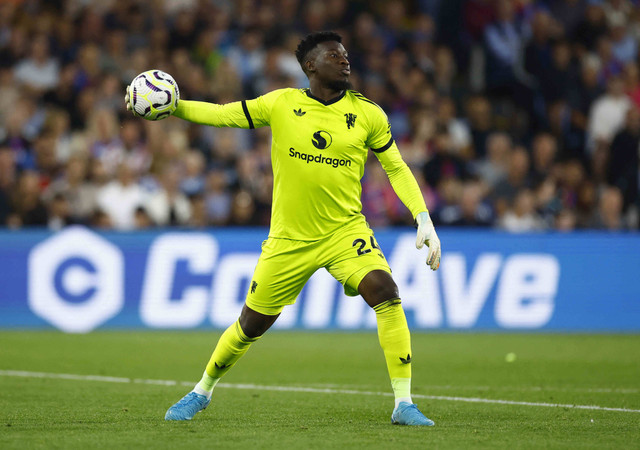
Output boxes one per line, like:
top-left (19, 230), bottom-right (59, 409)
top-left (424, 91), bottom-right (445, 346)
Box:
top-left (312, 130), bottom-right (333, 149)
top-left (293, 108), bottom-right (306, 116)
top-left (345, 113), bottom-right (357, 129)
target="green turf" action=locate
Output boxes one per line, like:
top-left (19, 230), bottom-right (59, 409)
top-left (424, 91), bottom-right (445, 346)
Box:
top-left (1, 331), bottom-right (639, 449)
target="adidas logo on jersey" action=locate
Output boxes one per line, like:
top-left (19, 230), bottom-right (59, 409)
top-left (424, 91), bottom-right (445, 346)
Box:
top-left (293, 108), bottom-right (306, 116)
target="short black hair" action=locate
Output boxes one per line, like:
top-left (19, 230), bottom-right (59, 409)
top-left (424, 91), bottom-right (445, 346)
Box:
top-left (295, 31), bottom-right (342, 70)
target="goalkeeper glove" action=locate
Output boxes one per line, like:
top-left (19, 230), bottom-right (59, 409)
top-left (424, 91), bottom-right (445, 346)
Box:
top-left (124, 86), bottom-right (138, 116)
top-left (415, 211), bottom-right (441, 271)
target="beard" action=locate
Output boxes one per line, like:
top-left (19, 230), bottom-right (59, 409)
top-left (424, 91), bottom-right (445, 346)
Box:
top-left (326, 79), bottom-right (352, 91)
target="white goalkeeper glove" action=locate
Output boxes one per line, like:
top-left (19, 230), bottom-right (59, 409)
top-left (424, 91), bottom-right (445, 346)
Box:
top-left (415, 211), bottom-right (441, 271)
top-left (124, 85), bottom-right (138, 116)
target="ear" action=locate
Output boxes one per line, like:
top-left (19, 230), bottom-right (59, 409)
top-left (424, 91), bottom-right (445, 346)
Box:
top-left (305, 59), bottom-right (316, 74)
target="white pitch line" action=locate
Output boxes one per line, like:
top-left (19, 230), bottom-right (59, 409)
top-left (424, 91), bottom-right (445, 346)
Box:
top-left (1, 369), bottom-right (639, 414)
top-left (309, 384), bottom-right (640, 395)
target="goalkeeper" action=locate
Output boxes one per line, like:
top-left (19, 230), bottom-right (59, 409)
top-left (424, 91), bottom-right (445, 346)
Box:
top-left (126, 31), bottom-right (441, 426)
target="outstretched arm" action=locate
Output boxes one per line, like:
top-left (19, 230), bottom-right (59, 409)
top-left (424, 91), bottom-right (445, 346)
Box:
top-left (374, 144), bottom-right (441, 270)
top-left (125, 86), bottom-right (258, 129)
top-left (173, 99), bottom-right (256, 129)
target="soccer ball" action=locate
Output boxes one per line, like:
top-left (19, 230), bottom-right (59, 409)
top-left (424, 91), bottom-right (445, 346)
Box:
top-left (129, 70), bottom-right (179, 121)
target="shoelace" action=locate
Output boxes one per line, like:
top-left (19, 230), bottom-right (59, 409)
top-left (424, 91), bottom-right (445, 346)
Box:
top-left (404, 404), bottom-right (421, 415)
top-left (175, 393), bottom-right (202, 408)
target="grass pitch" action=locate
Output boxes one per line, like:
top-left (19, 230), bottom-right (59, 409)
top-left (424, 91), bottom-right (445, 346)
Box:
top-left (1, 331), bottom-right (639, 449)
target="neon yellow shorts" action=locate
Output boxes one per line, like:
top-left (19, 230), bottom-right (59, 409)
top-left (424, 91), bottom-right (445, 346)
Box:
top-left (246, 220), bottom-right (391, 316)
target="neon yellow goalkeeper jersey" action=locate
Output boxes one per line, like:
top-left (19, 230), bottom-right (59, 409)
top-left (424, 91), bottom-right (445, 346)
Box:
top-left (175, 88), bottom-right (427, 240)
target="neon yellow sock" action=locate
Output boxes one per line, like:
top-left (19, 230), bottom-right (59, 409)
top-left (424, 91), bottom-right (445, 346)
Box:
top-left (195, 320), bottom-right (259, 394)
top-left (374, 299), bottom-right (413, 405)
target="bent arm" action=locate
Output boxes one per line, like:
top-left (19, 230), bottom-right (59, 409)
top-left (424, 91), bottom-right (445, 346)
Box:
top-left (373, 143), bottom-right (427, 219)
top-left (174, 99), bottom-right (256, 128)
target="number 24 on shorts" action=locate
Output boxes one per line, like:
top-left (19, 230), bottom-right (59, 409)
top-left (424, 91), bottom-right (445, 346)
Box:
top-left (352, 236), bottom-right (381, 256)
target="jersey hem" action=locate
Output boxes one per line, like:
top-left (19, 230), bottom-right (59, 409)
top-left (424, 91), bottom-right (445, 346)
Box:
top-left (267, 215), bottom-right (367, 242)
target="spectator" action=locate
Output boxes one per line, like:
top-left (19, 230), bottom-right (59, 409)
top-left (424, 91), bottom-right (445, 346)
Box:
top-left (587, 75), bottom-right (631, 152)
top-left (0, 0), bottom-right (638, 234)
top-left (573, 2), bottom-right (608, 52)
top-left (14, 34), bottom-right (59, 93)
top-left (609, 16), bottom-right (638, 64)
top-left (549, 0), bottom-right (586, 38)
top-left (538, 40), bottom-right (577, 105)
top-left (180, 150), bottom-right (206, 196)
top-left (575, 179), bottom-right (598, 228)
top-left (588, 185), bottom-right (626, 230)
top-left (47, 193), bottom-right (74, 230)
top-left (229, 189), bottom-right (256, 226)
top-left (205, 168), bottom-right (232, 226)
top-left (435, 96), bottom-right (472, 159)
top-left (555, 208), bottom-right (577, 231)
top-left (569, 55), bottom-right (605, 133)
top-left (188, 193), bottom-right (208, 228)
top-left (439, 181), bottom-right (493, 227)
top-left (423, 129), bottom-right (469, 189)
top-left (145, 166), bottom-right (192, 227)
top-left (0, 146), bottom-right (15, 225)
top-left (226, 27), bottom-right (266, 98)
top-left (492, 146), bottom-right (531, 219)
top-left (523, 11), bottom-right (554, 86)
top-left (535, 176), bottom-right (563, 227)
top-left (466, 95), bottom-right (493, 159)
top-left (624, 62), bottom-right (640, 110)
top-left (498, 188), bottom-right (544, 232)
top-left (472, 131), bottom-right (511, 190)
top-left (483, 0), bottom-right (524, 95)
top-left (608, 107), bottom-right (640, 214)
top-left (43, 155), bottom-right (97, 223)
top-left (530, 132), bottom-right (558, 185)
top-left (595, 36), bottom-right (624, 84)
top-left (0, 67), bottom-right (20, 128)
top-left (8, 170), bottom-right (48, 228)
top-left (557, 159), bottom-right (587, 213)
top-left (133, 206), bottom-right (154, 229)
top-left (96, 163), bottom-right (145, 230)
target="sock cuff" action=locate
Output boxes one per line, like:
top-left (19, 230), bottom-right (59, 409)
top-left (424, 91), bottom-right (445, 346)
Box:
top-left (373, 298), bottom-right (402, 313)
top-left (235, 320), bottom-right (261, 343)
top-left (391, 377), bottom-right (412, 400)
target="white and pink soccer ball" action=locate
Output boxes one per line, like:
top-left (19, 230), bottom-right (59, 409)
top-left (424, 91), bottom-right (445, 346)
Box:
top-left (129, 70), bottom-right (179, 121)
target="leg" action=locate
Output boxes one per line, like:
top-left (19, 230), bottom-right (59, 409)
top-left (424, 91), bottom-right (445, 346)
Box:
top-left (166, 236), bottom-right (315, 421)
top-left (238, 303), bottom-right (280, 338)
top-left (323, 222), bottom-right (432, 424)
top-left (202, 304), bottom-right (279, 381)
top-left (165, 304), bottom-right (278, 421)
top-left (358, 270), bottom-right (434, 426)
top-left (358, 270), bottom-right (411, 398)
top-left (358, 269), bottom-right (399, 308)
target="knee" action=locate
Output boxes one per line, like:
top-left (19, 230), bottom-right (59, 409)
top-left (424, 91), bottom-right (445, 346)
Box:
top-left (238, 318), bottom-right (262, 339)
top-left (375, 281), bottom-right (399, 303)
top-left (359, 270), bottom-right (399, 307)
top-left (238, 304), bottom-right (278, 338)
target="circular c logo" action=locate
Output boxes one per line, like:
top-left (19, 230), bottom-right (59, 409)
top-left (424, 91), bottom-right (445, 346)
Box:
top-left (28, 227), bottom-right (124, 333)
top-left (312, 131), bottom-right (332, 150)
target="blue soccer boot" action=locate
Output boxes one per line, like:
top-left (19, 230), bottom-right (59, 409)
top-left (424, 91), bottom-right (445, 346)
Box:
top-left (391, 402), bottom-right (435, 426)
top-left (165, 391), bottom-right (211, 421)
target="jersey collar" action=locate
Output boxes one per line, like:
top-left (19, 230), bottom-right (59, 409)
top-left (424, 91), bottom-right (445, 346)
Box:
top-left (304, 89), bottom-right (346, 106)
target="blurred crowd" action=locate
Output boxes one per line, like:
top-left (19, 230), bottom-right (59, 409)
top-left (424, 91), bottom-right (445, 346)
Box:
top-left (1, 0), bottom-right (639, 232)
